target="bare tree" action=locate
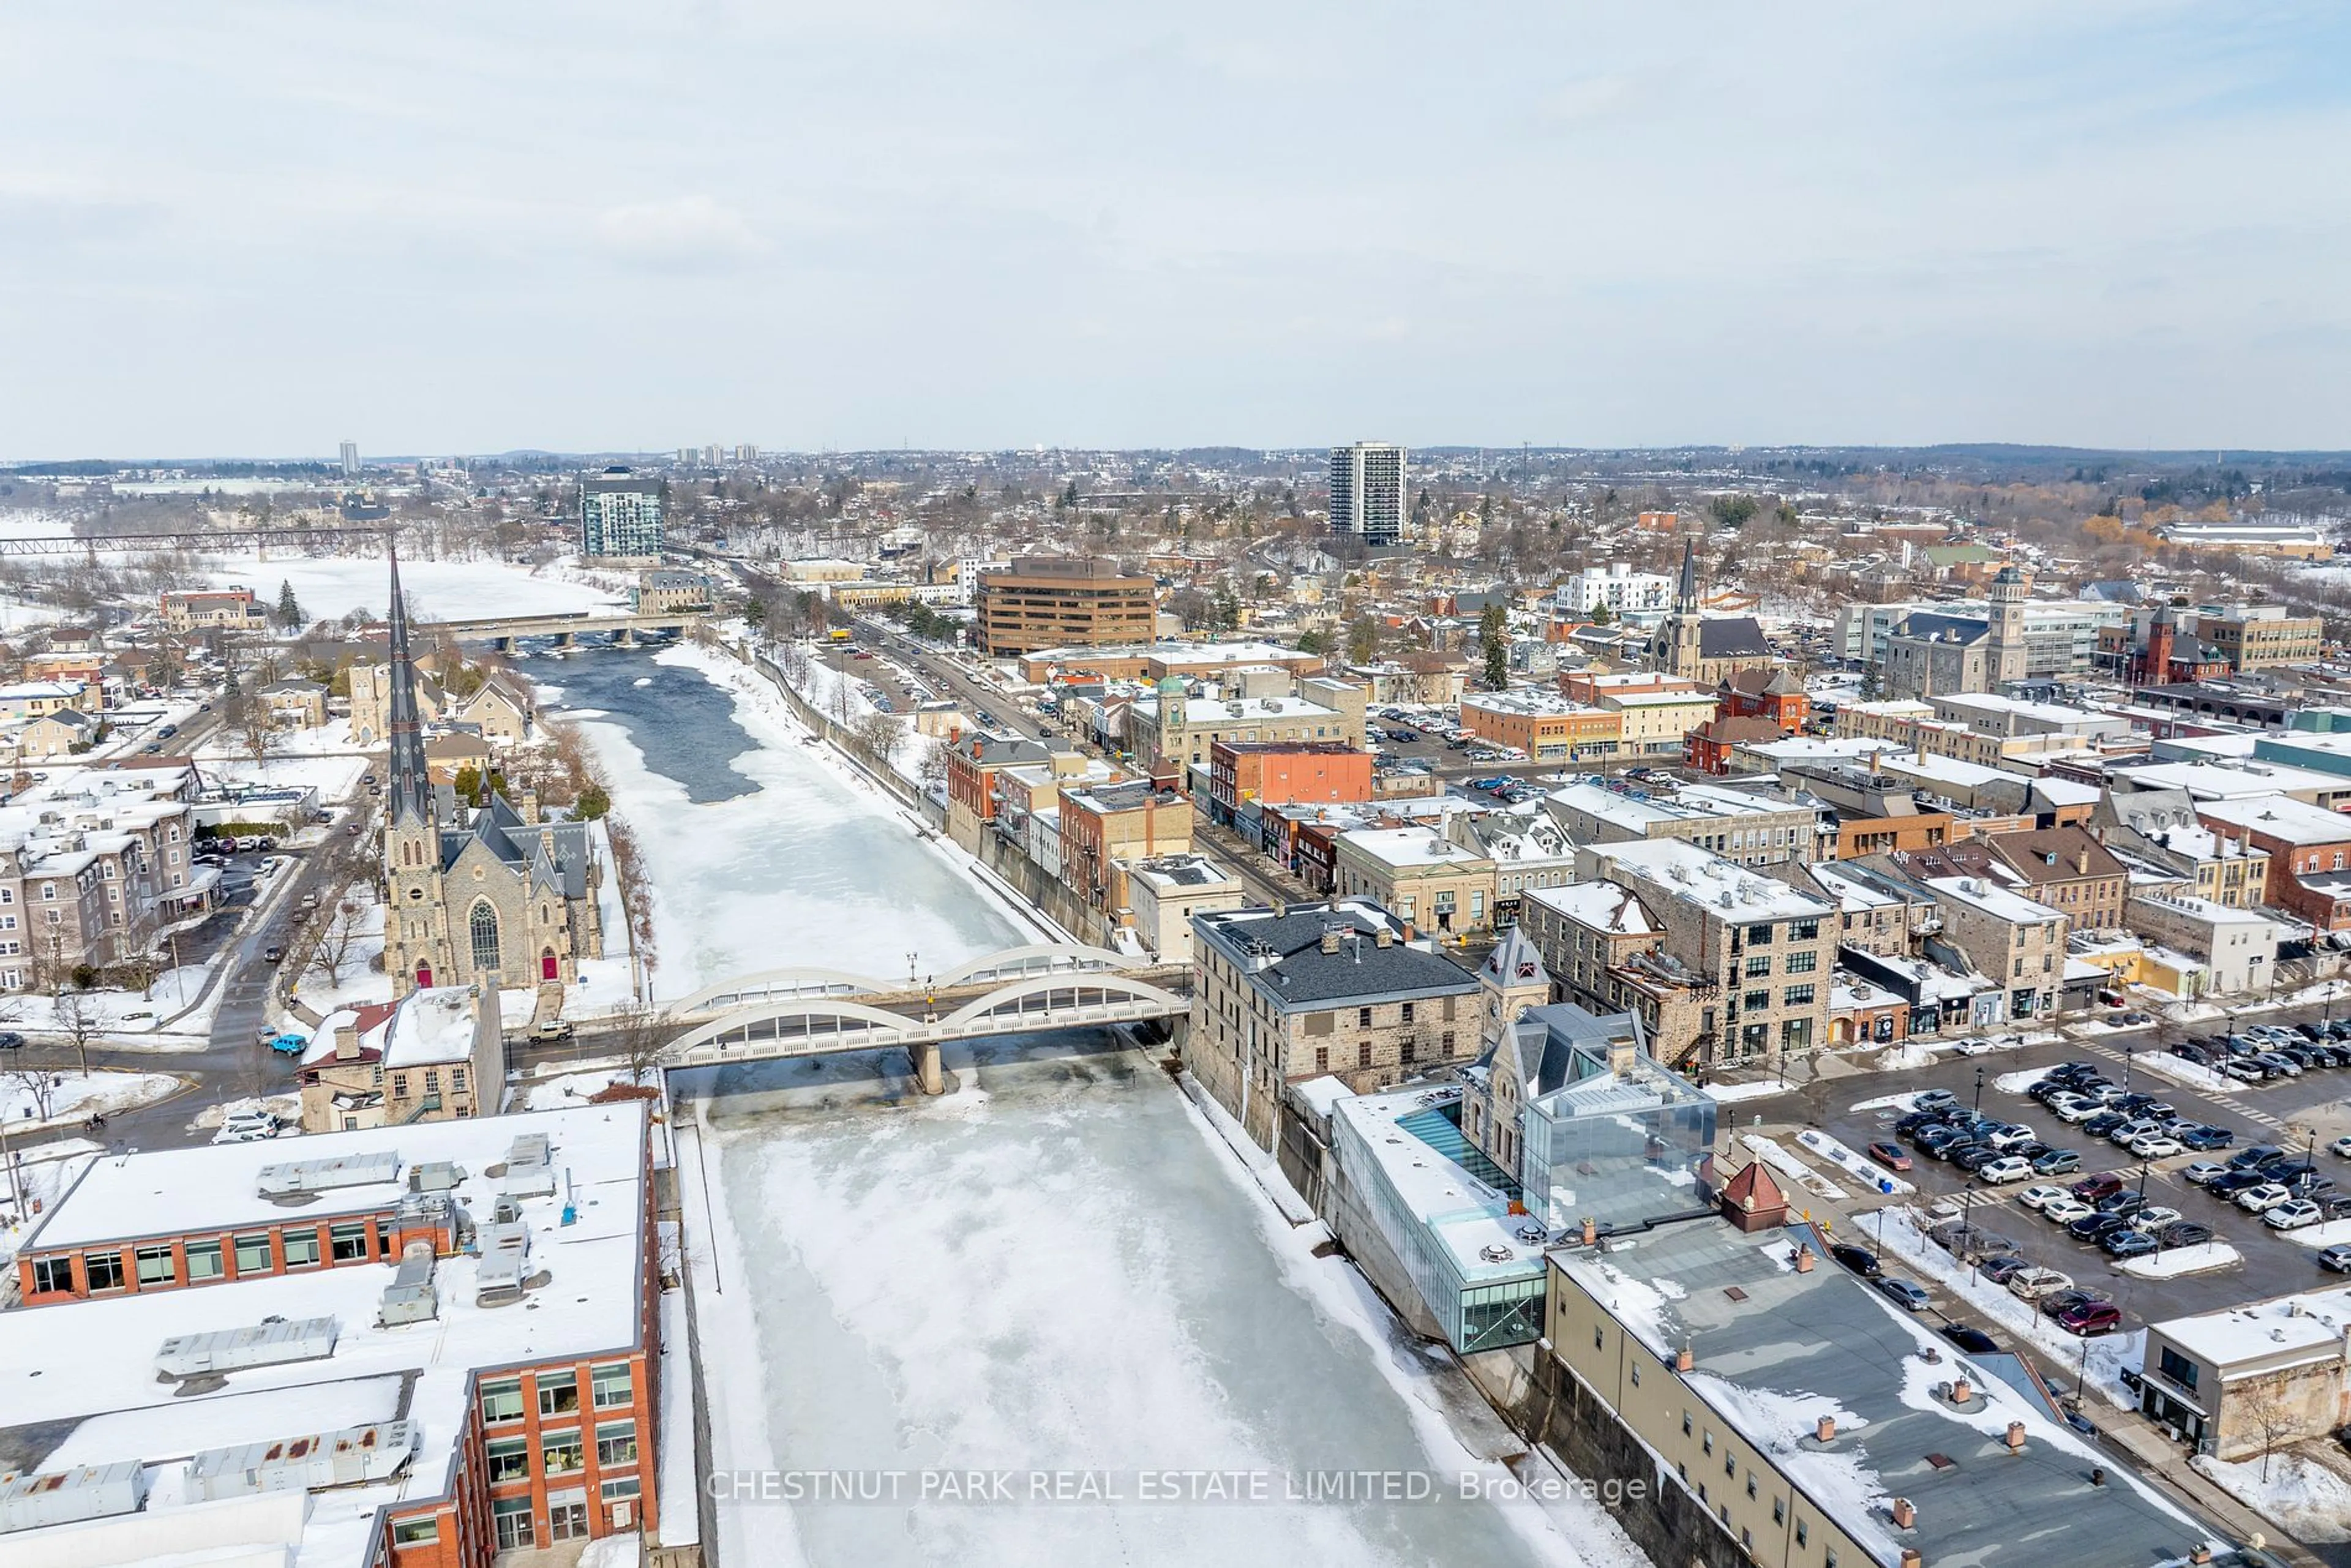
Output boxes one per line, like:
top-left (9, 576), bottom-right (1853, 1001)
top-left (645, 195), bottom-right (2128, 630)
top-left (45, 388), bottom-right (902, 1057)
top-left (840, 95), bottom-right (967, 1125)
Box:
top-left (850, 711), bottom-right (902, 769)
top-left (915, 735), bottom-right (951, 793)
top-left (776, 640), bottom-right (812, 688)
top-left (53, 989), bottom-right (103, 1077)
top-left (6, 1067), bottom-right (62, 1123)
top-left (2238, 1382), bottom-right (2301, 1483)
top-left (306, 898), bottom-right (370, 988)
top-left (605, 1003), bottom-right (670, 1089)
top-left (118, 947), bottom-right (167, 1002)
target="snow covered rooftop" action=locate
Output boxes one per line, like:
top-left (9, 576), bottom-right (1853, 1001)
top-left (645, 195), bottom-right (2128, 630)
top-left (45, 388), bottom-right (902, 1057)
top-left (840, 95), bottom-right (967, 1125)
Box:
top-left (2150, 1285), bottom-right (2351, 1375)
top-left (1330, 1087), bottom-right (1542, 1285)
top-left (1592, 839), bottom-right (1835, 922)
top-left (1924, 874), bottom-right (2064, 926)
top-left (1523, 880), bottom-right (1654, 935)
top-left (2194, 792), bottom-right (2351, 846)
top-left (1552, 1217), bottom-right (2224, 1567)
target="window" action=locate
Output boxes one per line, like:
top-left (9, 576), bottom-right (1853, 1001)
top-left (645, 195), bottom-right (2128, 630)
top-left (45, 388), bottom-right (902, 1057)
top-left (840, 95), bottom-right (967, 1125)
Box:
top-left (1400, 1002), bottom-right (1414, 1024)
top-left (591, 1363), bottom-right (634, 1409)
top-left (1774, 1497), bottom-right (1785, 1525)
top-left (1702, 1433), bottom-right (1714, 1456)
top-left (1358, 1006), bottom-right (1373, 1027)
top-left (1745, 923), bottom-right (1772, 945)
top-left (1724, 1455), bottom-right (1734, 1479)
top-left (329, 1222), bottom-right (371, 1262)
top-left (1743, 989), bottom-right (1769, 1012)
top-left (1783, 983), bottom-right (1815, 1007)
top-left (392, 1073), bottom-right (408, 1098)
top-left (1314, 1047), bottom-right (1328, 1072)
top-left (539, 1370), bottom-right (580, 1417)
top-left (30, 1256), bottom-right (71, 1294)
top-left (1594, 1327), bottom-right (1604, 1350)
top-left (1791, 920), bottom-right (1819, 941)
top-left (542, 1430), bottom-right (586, 1475)
top-left (234, 1233), bottom-right (272, 1274)
top-left (283, 1229), bottom-right (321, 1268)
top-left (391, 1518), bottom-right (440, 1546)
top-left (85, 1250), bottom-right (125, 1291)
top-left (469, 899), bottom-right (501, 973)
top-left (1798, 1520), bottom-right (1809, 1547)
top-left (452, 1067), bottom-right (467, 1092)
top-left (1745, 956), bottom-right (1770, 978)
top-left (1745, 1472), bottom-right (1757, 1499)
top-left (1785, 950), bottom-right (1817, 973)
top-left (596, 1421), bottom-right (639, 1466)
top-left (2157, 1347), bottom-right (2200, 1390)
top-left (135, 1245), bottom-right (177, 1286)
top-left (480, 1378), bottom-right (526, 1424)
top-left (492, 1497), bottom-right (534, 1551)
top-left (601, 1477), bottom-right (642, 1503)
top-left (1357, 1041), bottom-right (1371, 1070)
top-left (1629, 1363), bottom-right (1640, 1386)
top-left (487, 1436), bottom-right (530, 1482)
top-left (186, 1239), bottom-right (224, 1281)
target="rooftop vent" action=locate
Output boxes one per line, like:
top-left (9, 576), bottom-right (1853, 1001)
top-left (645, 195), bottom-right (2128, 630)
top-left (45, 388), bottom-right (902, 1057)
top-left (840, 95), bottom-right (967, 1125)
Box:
top-left (409, 1161), bottom-right (466, 1194)
top-left (257, 1151), bottom-right (402, 1198)
top-left (156, 1316), bottom-right (340, 1379)
top-left (379, 1241), bottom-right (438, 1327)
top-left (0, 1461), bottom-right (149, 1536)
top-left (476, 1220), bottom-right (533, 1306)
top-left (185, 1420), bottom-right (420, 1502)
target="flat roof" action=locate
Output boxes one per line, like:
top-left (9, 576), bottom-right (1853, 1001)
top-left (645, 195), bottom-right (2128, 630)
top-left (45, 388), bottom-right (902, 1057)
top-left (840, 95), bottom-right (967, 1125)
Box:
top-left (2151, 1285), bottom-right (2351, 1372)
top-left (1332, 1087), bottom-right (1543, 1286)
top-left (1590, 839), bottom-right (1835, 921)
top-left (1551, 1217), bottom-right (2219, 1568)
top-left (2194, 792), bottom-right (2351, 845)
top-left (1924, 874), bottom-right (2065, 925)
top-left (2120, 759), bottom-right (2344, 800)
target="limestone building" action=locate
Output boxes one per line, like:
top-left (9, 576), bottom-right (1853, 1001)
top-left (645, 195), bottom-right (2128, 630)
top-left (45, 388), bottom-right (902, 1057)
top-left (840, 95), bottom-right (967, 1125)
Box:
top-left (377, 553), bottom-right (605, 999)
top-left (1651, 542), bottom-right (1775, 688)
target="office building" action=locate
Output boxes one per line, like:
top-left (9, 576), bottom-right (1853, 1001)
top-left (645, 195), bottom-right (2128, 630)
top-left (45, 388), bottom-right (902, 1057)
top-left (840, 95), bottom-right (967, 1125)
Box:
top-left (339, 440), bottom-right (359, 476)
top-left (580, 467), bottom-right (664, 560)
top-left (975, 557), bottom-right (1157, 657)
top-left (1329, 442), bottom-right (1406, 546)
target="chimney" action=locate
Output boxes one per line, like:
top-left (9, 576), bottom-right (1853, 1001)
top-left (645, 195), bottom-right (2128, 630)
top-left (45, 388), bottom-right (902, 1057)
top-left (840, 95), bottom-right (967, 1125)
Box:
top-left (2004, 1420), bottom-right (2026, 1454)
top-left (1900, 1552), bottom-right (1922, 1568)
top-left (2189, 1547), bottom-right (2214, 1566)
top-left (2075, 847), bottom-right (2088, 875)
top-left (1794, 1244), bottom-right (1815, 1274)
top-left (1815, 1414), bottom-right (1836, 1443)
top-left (1374, 926), bottom-right (1393, 948)
top-left (1321, 928), bottom-right (1341, 956)
top-left (332, 1024), bottom-right (358, 1062)
top-left (1674, 1345), bottom-right (1694, 1373)
top-left (1581, 1217), bottom-right (1598, 1247)
top-left (519, 787), bottom-right (541, 826)
top-left (1890, 1498), bottom-right (1916, 1530)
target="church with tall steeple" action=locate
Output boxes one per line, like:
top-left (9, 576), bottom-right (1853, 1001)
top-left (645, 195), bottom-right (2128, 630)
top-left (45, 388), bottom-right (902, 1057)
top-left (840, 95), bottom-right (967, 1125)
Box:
top-left (1652, 539), bottom-right (1775, 687)
top-left (379, 550), bottom-right (606, 1000)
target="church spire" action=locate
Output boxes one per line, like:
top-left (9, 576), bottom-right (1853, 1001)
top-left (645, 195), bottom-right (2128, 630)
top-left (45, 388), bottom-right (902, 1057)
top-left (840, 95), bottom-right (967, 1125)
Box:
top-left (1675, 538), bottom-right (1698, 615)
top-left (385, 544), bottom-right (434, 829)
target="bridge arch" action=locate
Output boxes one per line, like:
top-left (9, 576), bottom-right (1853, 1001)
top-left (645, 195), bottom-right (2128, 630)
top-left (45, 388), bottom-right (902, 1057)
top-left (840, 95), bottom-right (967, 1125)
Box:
top-left (929, 942), bottom-right (1134, 988)
top-left (937, 972), bottom-right (1187, 1030)
top-left (670, 966), bottom-right (888, 1015)
top-left (659, 996), bottom-right (916, 1063)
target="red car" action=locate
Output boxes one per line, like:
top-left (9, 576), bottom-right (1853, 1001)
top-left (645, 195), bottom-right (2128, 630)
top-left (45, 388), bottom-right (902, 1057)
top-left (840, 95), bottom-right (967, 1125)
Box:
top-left (2071, 1174), bottom-right (2124, 1202)
top-left (1867, 1142), bottom-right (1913, 1172)
top-left (2056, 1301), bottom-right (2123, 1337)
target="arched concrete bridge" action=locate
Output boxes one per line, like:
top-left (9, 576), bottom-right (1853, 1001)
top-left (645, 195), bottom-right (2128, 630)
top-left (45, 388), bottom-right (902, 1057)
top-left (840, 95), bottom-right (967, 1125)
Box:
top-left (656, 942), bottom-right (1192, 1092)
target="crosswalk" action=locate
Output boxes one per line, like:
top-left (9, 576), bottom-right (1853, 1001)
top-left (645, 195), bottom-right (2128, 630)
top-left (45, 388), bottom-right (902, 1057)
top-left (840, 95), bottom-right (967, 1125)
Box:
top-left (2076, 1041), bottom-right (2289, 1131)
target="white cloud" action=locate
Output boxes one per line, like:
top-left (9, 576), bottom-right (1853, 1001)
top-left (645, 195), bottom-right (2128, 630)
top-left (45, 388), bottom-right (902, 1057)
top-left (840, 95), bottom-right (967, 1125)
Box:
top-left (592, 195), bottom-right (763, 270)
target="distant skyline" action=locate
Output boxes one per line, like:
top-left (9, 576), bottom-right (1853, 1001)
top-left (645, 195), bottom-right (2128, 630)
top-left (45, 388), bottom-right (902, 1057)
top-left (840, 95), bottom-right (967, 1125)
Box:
top-left (4, 4), bottom-right (2347, 457)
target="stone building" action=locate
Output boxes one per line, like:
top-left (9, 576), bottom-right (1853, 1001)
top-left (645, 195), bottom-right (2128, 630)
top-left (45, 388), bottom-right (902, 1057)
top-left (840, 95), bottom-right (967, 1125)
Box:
top-left (377, 553), bottom-right (604, 999)
top-left (1651, 542), bottom-right (1775, 688)
top-left (295, 985), bottom-right (506, 1133)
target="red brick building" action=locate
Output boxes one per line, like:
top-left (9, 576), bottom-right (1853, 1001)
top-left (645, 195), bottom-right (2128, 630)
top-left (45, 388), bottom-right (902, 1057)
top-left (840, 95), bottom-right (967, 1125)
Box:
top-left (1685, 713), bottom-right (1785, 775)
top-left (1207, 740), bottom-right (1374, 820)
top-left (1717, 666), bottom-right (1809, 731)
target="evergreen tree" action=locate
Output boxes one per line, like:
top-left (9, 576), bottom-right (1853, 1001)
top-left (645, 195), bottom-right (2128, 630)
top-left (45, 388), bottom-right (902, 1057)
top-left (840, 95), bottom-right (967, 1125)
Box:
top-left (1478, 602), bottom-right (1509, 691)
top-left (275, 579), bottom-right (304, 630)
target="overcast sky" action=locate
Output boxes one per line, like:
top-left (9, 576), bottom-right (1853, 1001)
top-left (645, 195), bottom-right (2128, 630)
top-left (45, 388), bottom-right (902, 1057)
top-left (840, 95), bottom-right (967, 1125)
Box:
top-left (4, 2), bottom-right (2347, 459)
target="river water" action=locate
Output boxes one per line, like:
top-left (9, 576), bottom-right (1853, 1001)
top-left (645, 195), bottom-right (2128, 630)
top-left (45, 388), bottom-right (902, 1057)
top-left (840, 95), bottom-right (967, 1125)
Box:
top-left (537, 644), bottom-right (1617, 1568)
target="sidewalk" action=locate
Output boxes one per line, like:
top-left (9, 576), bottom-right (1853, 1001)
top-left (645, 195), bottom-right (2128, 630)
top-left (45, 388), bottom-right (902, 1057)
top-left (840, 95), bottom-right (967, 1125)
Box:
top-left (2099, 1409), bottom-right (2325, 1567)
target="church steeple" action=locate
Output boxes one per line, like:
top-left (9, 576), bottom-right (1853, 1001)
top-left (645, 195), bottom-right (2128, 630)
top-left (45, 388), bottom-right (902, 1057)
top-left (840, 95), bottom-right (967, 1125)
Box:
top-left (1675, 539), bottom-right (1699, 615)
top-left (385, 546), bottom-right (434, 829)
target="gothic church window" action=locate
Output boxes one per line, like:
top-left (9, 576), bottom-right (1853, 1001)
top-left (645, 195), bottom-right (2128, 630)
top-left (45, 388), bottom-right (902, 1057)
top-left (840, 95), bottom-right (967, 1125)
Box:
top-left (470, 901), bottom-right (501, 974)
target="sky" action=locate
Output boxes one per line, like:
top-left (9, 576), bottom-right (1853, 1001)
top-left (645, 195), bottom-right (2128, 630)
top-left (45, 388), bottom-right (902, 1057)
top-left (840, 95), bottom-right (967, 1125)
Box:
top-left (3, 2), bottom-right (2348, 458)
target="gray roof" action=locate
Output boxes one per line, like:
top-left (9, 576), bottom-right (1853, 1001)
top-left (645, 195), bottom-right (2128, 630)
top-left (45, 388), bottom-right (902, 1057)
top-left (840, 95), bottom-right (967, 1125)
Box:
top-left (1695, 617), bottom-right (1771, 659)
top-left (1556, 1217), bottom-right (2232, 1567)
top-left (1893, 610), bottom-right (1990, 646)
top-left (1195, 902), bottom-right (1478, 1011)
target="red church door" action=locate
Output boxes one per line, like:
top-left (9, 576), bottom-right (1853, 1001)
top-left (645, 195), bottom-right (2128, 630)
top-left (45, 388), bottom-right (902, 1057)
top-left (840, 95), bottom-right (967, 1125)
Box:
top-left (541, 950), bottom-right (558, 981)
top-left (415, 961), bottom-right (432, 988)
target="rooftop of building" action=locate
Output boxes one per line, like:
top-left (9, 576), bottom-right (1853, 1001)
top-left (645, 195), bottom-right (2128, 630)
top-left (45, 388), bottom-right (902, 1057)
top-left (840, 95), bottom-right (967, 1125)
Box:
top-left (1331, 1086), bottom-right (1543, 1287)
top-left (0, 1103), bottom-right (650, 1568)
top-left (1523, 879), bottom-right (1655, 935)
top-left (2114, 757), bottom-right (2344, 800)
top-left (1459, 689), bottom-right (1608, 719)
top-left (1545, 779), bottom-right (1807, 833)
top-left (1193, 899), bottom-right (1478, 1008)
top-left (1588, 839), bottom-right (1835, 922)
top-left (2150, 1283), bottom-right (2351, 1372)
top-left (1550, 1215), bottom-right (2219, 1568)
top-left (1337, 823), bottom-right (1493, 869)
top-left (1125, 852), bottom-right (1238, 891)
top-left (2192, 790), bottom-right (2351, 844)
top-left (1923, 874), bottom-right (2065, 925)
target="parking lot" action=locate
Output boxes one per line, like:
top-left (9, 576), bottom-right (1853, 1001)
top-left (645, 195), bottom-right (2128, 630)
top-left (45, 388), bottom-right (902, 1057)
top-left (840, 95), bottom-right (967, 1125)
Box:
top-left (1785, 1016), bottom-right (2351, 1330)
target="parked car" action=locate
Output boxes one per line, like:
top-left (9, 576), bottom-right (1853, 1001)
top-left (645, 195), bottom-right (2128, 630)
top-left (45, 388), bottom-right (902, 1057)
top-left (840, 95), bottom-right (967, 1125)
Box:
top-left (2208, 1170), bottom-right (2271, 1196)
top-left (2040, 1196), bottom-right (2095, 1225)
top-left (2069, 1212), bottom-right (2131, 1242)
top-left (2128, 1206), bottom-right (2183, 1234)
top-left (1979, 1156), bottom-right (2034, 1184)
top-left (1979, 1255), bottom-right (2031, 1285)
top-left (2235, 1183), bottom-right (2293, 1214)
top-left (1867, 1142), bottom-right (1913, 1172)
top-left (2317, 1245), bottom-right (2351, 1274)
top-left (2223, 1059), bottom-right (2268, 1083)
top-left (2094, 1190), bottom-right (2145, 1217)
top-left (2129, 1135), bottom-right (2184, 1160)
top-left (2053, 1098), bottom-right (2103, 1124)
top-left (1875, 1278), bottom-right (1933, 1312)
top-left (1941, 1325), bottom-right (2000, 1354)
top-left (2031, 1149), bottom-right (2084, 1177)
top-left (2183, 1162), bottom-right (2232, 1187)
top-left (2179, 1126), bottom-right (2236, 1152)
top-left (2229, 1146), bottom-right (2286, 1170)
top-left (2040, 1288), bottom-right (2110, 1321)
top-left (2017, 1184), bottom-right (2071, 1212)
top-left (2008, 1267), bottom-right (2073, 1301)
top-left (2267, 1199), bottom-right (2325, 1231)
top-left (2102, 1229), bottom-right (2159, 1260)
top-left (2330, 1136), bottom-right (2351, 1158)
top-left (0, 1030), bottom-right (23, 1051)
top-left (1986, 1123), bottom-right (2038, 1151)
top-left (2158, 1221), bottom-right (2214, 1249)
top-left (2057, 1300), bottom-right (2124, 1336)
top-left (266, 1033), bottom-right (308, 1056)
top-left (2072, 1174), bottom-right (2125, 1202)
top-left (1829, 1244), bottom-right (1882, 1278)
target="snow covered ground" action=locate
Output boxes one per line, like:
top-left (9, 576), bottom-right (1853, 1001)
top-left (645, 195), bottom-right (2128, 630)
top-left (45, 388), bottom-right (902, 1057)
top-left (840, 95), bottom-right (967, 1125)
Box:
top-left (2118, 1051), bottom-right (2233, 1095)
top-left (193, 720), bottom-right (369, 801)
top-left (2191, 1451), bottom-right (2351, 1544)
top-left (1796, 1128), bottom-right (1913, 1195)
top-left (197, 552), bottom-right (621, 625)
top-left (2113, 1242), bottom-right (2241, 1279)
top-left (2281, 1218), bottom-right (2351, 1251)
top-left (1703, 1081), bottom-right (1788, 1105)
top-left (678, 1045), bottom-right (1641, 1568)
top-left (0, 1070), bottom-right (182, 1130)
top-left (1739, 1135), bottom-right (1848, 1200)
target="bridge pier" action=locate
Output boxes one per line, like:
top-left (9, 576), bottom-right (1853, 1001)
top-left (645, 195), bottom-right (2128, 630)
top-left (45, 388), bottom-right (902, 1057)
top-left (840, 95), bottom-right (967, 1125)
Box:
top-left (489, 635), bottom-right (511, 654)
top-left (615, 626), bottom-right (639, 649)
top-left (552, 630), bottom-right (575, 649)
top-left (910, 1040), bottom-right (945, 1095)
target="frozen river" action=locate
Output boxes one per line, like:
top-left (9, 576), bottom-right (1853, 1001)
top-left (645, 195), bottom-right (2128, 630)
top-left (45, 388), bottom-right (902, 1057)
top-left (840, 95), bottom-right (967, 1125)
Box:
top-left (546, 643), bottom-right (1626, 1568)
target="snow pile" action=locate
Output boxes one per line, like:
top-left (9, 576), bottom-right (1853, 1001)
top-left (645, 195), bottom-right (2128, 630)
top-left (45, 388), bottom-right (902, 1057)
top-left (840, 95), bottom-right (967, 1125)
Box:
top-left (2113, 1242), bottom-right (2241, 1279)
top-left (2281, 1218), bottom-right (2351, 1251)
top-left (1875, 1042), bottom-right (1933, 1071)
top-left (1991, 1067), bottom-right (2049, 1095)
top-left (2120, 1051), bottom-right (2232, 1095)
top-left (2191, 1452), bottom-right (2351, 1544)
top-left (200, 553), bottom-right (619, 624)
top-left (187, 1094), bottom-right (299, 1132)
top-left (1703, 1081), bottom-right (1787, 1105)
top-left (0, 1070), bottom-right (182, 1130)
top-left (1796, 1128), bottom-right (1913, 1195)
top-left (1850, 1089), bottom-right (1929, 1114)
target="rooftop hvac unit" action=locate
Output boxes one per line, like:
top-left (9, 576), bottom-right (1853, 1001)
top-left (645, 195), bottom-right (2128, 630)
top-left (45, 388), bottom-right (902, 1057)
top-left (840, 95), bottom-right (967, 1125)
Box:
top-left (378, 1242), bottom-right (438, 1327)
top-left (0, 1461), bottom-right (149, 1535)
top-left (185, 1420), bottom-right (420, 1502)
top-left (476, 1219), bottom-right (533, 1305)
top-left (500, 1163), bottom-right (558, 1201)
top-left (156, 1316), bottom-right (340, 1379)
top-left (504, 1133), bottom-right (551, 1171)
top-left (257, 1151), bottom-right (402, 1198)
top-left (408, 1160), bottom-right (467, 1193)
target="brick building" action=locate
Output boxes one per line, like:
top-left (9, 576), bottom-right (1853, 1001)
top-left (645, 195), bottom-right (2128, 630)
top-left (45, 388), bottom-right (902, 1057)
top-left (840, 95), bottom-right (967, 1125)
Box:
top-left (976, 557), bottom-right (1157, 656)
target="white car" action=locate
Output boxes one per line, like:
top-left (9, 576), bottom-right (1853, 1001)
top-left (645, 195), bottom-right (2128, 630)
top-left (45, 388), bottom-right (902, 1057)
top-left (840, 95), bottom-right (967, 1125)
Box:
top-left (2236, 1183), bottom-right (2293, 1214)
top-left (2129, 1135), bottom-right (2184, 1160)
top-left (1978, 1156), bottom-right (2034, 1184)
top-left (2017, 1184), bottom-right (2070, 1211)
top-left (211, 1119), bottom-right (276, 1144)
top-left (2331, 1136), bottom-right (2351, 1159)
top-left (1987, 1124), bottom-right (2038, 1151)
top-left (2041, 1196), bottom-right (2095, 1225)
top-left (2267, 1199), bottom-right (2325, 1230)
top-left (2128, 1206), bottom-right (2183, 1234)
top-left (2055, 1098), bottom-right (2104, 1124)
top-left (2008, 1266), bottom-right (2073, 1302)
top-left (1952, 1038), bottom-right (1994, 1056)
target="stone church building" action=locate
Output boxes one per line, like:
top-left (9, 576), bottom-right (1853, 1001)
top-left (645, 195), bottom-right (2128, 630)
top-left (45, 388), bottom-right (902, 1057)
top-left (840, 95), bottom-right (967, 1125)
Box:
top-left (377, 553), bottom-right (605, 999)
